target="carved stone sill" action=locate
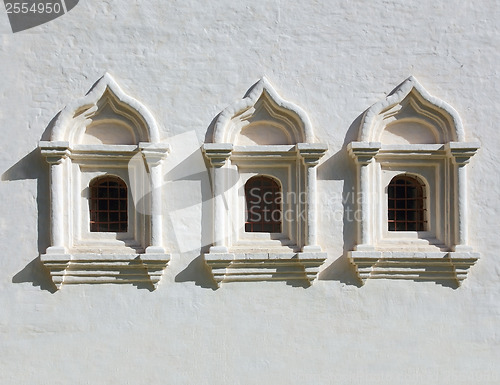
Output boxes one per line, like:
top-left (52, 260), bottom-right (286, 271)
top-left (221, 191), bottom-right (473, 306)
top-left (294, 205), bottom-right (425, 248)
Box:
top-left (41, 252), bottom-right (170, 290)
top-left (204, 252), bottom-right (326, 286)
top-left (348, 251), bottom-right (478, 286)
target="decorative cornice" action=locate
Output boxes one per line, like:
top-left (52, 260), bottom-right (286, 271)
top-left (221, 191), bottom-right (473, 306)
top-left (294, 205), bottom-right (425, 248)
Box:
top-left (347, 142), bottom-right (381, 164)
top-left (139, 142), bottom-right (171, 168)
top-left (202, 143), bottom-right (233, 167)
top-left (297, 143), bottom-right (328, 167)
top-left (68, 145), bottom-right (141, 163)
top-left (39, 141), bottom-right (71, 164)
top-left (445, 142), bottom-right (480, 165)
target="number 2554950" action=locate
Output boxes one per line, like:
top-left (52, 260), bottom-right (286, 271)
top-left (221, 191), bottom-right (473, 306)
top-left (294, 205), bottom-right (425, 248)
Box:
top-left (5, 2), bottom-right (62, 14)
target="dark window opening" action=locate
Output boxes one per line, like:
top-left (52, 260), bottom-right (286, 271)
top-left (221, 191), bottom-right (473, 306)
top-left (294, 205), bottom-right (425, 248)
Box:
top-left (388, 175), bottom-right (426, 231)
top-left (89, 176), bottom-right (128, 232)
top-left (245, 176), bottom-right (282, 233)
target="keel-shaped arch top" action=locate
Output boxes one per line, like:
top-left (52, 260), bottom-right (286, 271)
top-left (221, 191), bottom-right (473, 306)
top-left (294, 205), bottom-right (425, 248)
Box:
top-left (51, 72), bottom-right (161, 145)
top-left (359, 76), bottom-right (465, 144)
top-left (212, 77), bottom-right (314, 145)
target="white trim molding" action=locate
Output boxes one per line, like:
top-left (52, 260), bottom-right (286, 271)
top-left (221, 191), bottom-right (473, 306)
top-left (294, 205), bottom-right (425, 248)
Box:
top-left (211, 77), bottom-right (314, 144)
top-left (203, 78), bottom-right (327, 286)
top-left (347, 77), bottom-right (479, 286)
top-left (39, 74), bottom-right (170, 290)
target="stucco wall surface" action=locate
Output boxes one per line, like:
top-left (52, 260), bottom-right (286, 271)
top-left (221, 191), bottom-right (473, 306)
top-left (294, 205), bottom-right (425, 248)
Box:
top-left (0, 0), bottom-right (499, 384)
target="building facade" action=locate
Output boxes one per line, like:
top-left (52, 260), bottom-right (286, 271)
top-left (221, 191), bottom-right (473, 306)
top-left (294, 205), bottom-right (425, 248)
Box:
top-left (0, 1), bottom-right (499, 384)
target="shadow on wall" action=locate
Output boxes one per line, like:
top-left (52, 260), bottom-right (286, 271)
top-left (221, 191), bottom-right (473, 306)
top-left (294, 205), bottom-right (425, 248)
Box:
top-left (2, 114), bottom-right (59, 292)
top-left (2, 148), bottom-right (57, 293)
top-left (160, 143), bottom-right (221, 290)
top-left (175, 254), bottom-right (218, 290)
top-left (315, 112), bottom-right (364, 287)
top-left (203, 113), bottom-right (220, 144)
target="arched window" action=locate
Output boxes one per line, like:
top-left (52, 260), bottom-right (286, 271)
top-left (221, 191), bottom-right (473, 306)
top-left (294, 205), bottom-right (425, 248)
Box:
top-left (348, 77), bottom-right (480, 286)
top-left (89, 176), bottom-right (128, 232)
top-left (39, 74), bottom-right (171, 290)
top-left (388, 175), bottom-right (426, 231)
top-left (202, 78), bottom-right (327, 286)
top-left (245, 176), bottom-right (282, 233)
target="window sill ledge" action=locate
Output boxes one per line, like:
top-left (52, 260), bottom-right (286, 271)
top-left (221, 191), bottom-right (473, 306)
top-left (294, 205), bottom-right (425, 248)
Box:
top-left (348, 250), bottom-right (478, 286)
top-left (204, 251), bottom-right (326, 286)
top-left (40, 251), bottom-right (170, 290)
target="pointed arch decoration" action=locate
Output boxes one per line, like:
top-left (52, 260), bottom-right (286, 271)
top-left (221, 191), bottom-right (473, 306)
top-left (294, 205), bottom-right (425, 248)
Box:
top-left (39, 73), bottom-right (170, 290)
top-left (51, 72), bottom-right (161, 144)
top-left (359, 76), bottom-right (465, 143)
top-left (203, 78), bottom-right (328, 287)
top-left (347, 76), bottom-right (480, 286)
top-left (211, 77), bottom-right (314, 144)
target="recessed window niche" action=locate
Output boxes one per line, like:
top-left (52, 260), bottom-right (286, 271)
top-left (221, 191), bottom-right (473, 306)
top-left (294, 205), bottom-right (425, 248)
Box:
top-left (202, 78), bottom-right (328, 286)
top-left (347, 76), bottom-right (480, 286)
top-left (39, 73), bottom-right (170, 290)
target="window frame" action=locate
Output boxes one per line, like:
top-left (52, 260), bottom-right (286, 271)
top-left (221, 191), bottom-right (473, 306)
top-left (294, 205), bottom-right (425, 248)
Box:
top-left (244, 174), bottom-right (283, 234)
top-left (75, 166), bottom-right (141, 249)
top-left (39, 73), bottom-right (171, 290)
top-left (347, 76), bottom-right (480, 286)
top-left (236, 167), bottom-right (292, 245)
top-left (89, 175), bottom-right (129, 233)
top-left (202, 78), bottom-right (328, 286)
top-left (387, 174), bottom-right (427, 232)
top-left (379, 162), bottom-right (438, 245)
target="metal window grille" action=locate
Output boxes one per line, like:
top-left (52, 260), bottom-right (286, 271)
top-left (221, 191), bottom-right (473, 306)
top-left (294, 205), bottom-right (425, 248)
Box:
top-left (388, 175), bottom-right (426, 231)
top-left (245, 176), bottom-right (282, 233)
top-left (89, 176), bottom-right (128, 233)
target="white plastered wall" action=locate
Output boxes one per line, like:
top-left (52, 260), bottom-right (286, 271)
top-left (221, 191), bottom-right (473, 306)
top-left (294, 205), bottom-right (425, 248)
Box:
top-left (0, 0), bottom-right (499, 384)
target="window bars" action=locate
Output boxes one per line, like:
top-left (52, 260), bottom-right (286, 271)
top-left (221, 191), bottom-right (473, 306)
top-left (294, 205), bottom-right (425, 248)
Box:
top-left (245, 176), bottom-right (282, 233)
top-left (388, 175), bottom-right (426, 231)
top-left (89, 176), bottom-right (128, 232)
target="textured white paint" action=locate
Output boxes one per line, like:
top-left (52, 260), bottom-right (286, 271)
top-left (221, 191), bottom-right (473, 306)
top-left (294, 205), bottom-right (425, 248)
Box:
top-left (0, 0), bottom-right (499, 384)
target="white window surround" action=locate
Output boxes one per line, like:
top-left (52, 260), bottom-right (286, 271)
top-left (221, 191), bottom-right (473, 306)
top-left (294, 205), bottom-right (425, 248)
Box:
top-left (39, 73), bottom-right (170, 290)
top-left (347, 76), bottom-right (480, 286)
top-left (202, 78), bottom-right (327, 286)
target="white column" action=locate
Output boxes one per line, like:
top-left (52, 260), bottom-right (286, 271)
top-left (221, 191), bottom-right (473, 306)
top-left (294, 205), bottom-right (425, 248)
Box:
top-left (213, 166), bottom-right (227, 251)
top-left (347, 142), bottom-right (380, 251)
top-left (202, 144), bottom-right (233, 254)
top-left (298, 143), bottom-right (327, 252)
top-left (40, 142), bottom-right (70, 255)
top-left (147, 158), bottom-right (163, 251)
top-left (358, 162), bottom-right (371, 246)
top-left (141, 144), bottom-right (170, 254)
top-left (304, 163), bottom-right (319, 250)
top-left (50, 160), bottom-right (65, 249)
top-left (456, 164), bottom-right (468, 248)
top-left (446, 142), bottom-right (479, 252)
